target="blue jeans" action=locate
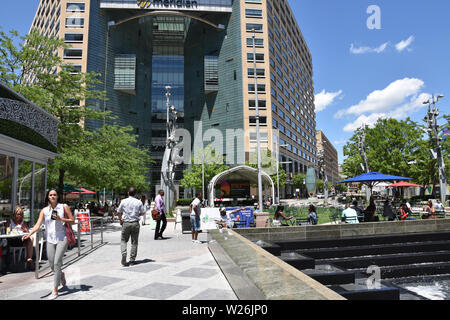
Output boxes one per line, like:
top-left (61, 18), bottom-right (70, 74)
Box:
top-left (190, 216), bottom-right (201, 231)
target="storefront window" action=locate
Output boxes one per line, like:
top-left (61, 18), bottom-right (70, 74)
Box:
top-left (17, 159), bottom-right (33, 223)
top-left (33, 163), bottom-right (46, 226)
top-left (0, 154), bottom-right (14, 220)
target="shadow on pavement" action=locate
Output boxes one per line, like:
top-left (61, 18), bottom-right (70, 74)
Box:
top-left (57, 284), bottom-right (93, 298)
top-left (133, 259), bottom-right (155, 265)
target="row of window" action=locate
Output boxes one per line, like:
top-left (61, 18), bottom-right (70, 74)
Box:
top-left (280, 138), bottom-right (315, 163)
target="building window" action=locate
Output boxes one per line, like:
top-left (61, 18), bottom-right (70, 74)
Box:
top-left (248, 84), bottom-right (266, 93)
top-left (64, 64), bottom-right (82, 73)
top-left (245, 0), bottom-right (262, 3)
top-left (204, 56), bottom-right (219, 93)
top-left (246, 37), bottom-right (264, 48)
top-left (248, 68), bottom-right (265, 78)
top-left (246, 23), bottom-right (263, 32)
top-left (247, 52), bottom-right (264, 63)
top-left (250, 131), bottom-right (268, 142)
top-left (63, 48), bottom-right (82, 59)
top-left (249, 99), bottom-right (266, 110)
top-left (66, 2), bottom-right (85, 13)
top-left (65, 17), bottom-right (84, 28)
top-left (245, 9), bottom-right (263, 18)
top-left (249, 116), bottom-right (267, 126)
top-left (64, 33), bottom-right (83, 43)
top-left (114, 54), bottom-right (136, 95)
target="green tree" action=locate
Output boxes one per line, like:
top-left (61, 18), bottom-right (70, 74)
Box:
top-left (0, 29), bottom-right (151, 194)
top-left (342, 118), bottom-right (426, 180)
top-left (180, 146), bottom-right (229, 190)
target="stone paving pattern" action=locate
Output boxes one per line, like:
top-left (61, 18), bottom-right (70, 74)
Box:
top-left (0, 222), bottom-right (237, 300)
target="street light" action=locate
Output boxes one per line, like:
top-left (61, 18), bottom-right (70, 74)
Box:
top-left (275, 139), bottom-right (288, 204)
top-left (423, 95), bottom-right (447, 204)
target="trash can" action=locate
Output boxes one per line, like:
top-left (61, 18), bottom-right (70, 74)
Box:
top-left (181, 212), bottom-right (192, 234)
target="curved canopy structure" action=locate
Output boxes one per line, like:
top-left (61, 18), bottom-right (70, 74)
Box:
top-left (207, 165), bottom-right (275, 208)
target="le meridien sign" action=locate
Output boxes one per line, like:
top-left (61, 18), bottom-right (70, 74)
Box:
top-left (137, 0), bottom-right (198, 9)
top-left (100, 0), bottom-right (232, 12)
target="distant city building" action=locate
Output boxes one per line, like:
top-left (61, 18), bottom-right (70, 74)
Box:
top-left (29, 0), bottom-right (316, 198)
top-left (316, 130), bottom-right (339, 184)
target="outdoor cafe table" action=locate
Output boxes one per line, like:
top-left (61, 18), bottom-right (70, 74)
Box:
top-left (0, 233), bottom-right (29, 240)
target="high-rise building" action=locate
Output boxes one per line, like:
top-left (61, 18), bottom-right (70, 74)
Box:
top-left (316, 130), bottom-right (339, 185)
top-left (29, 0), bottom-right (316, 198)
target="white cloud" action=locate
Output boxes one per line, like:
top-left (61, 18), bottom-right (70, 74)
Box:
top-left (314, 89), bottom-right (343, 112)
top-left (343, 113), bottom-right (387, 132)
top-left (335, 78), bottom-right (425, 118)
top-left (333, 139), bottom-right (348, 146)
top-left (337, 78), bottom-right (431, 133)
top-left (395, 35), bottom-right (415, 52)
top-left (350, 42), bottom-right (389, 54)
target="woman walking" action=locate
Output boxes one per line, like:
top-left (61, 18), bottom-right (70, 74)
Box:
top-left (22, 189), bottom-right (75, 299)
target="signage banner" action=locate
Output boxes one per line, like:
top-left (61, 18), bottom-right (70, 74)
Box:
top-left (227, 207), bottom-right (254, 229)
top-left (100, 0), bottom-right (232, 13)
top-left (75, 209), bottom-right (92, 235)
top-left (199, 208), bottom-right (221, 231)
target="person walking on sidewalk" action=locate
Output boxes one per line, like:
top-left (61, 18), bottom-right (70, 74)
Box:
top-left (190, 192), bottom-right (202, 244)
top-left (154, 190), bottom-right (167, 240)
top-left (22, 189), bottom-right (75, 300)
top-left (117, 187), bottom-right (146, 267)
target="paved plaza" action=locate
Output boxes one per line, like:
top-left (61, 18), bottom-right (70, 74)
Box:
top-left (0, 222), bottom-right (237, 300)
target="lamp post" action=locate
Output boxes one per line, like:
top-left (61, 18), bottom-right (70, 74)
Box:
top-left (358, 125), bottom-right (371, 201)
top-left (275, 138), bottom-right (289, 204)
top-left (252, 29), bottom-right (263, 211)
top-left (423, 95), bottom-right (447, 205)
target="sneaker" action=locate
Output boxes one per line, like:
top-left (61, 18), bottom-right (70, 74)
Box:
top-left (48, 293), bottom-right (58, 300)
top-left (194, 240), bottom-right (202, 244)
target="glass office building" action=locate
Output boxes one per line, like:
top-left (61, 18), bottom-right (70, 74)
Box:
top-left (30, 0), bottom-right (316, 198)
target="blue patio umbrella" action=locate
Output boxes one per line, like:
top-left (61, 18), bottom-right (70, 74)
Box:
top-left (339, 172), bottom-right (412, 199)
top-left (339, 172), bottom-right (412, 184)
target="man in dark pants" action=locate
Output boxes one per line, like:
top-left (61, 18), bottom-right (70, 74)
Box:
top-left (154, 189), bottom-right (167, 240)
top-left (117, 187), bottom-right (146, 267)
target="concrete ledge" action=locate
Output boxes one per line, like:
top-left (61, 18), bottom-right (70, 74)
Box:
top-left (235, 219), bottom-right (450, 242)
top-left (208, 229), bottom-right (345, 300)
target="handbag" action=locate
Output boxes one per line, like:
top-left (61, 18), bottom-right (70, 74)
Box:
top-left (63, 205), bottom-right (77, 246)
top-left (152, 209), bottom-right (161, 221)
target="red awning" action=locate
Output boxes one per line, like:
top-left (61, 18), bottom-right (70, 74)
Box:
top-left (387, 181), bottom-right (422, 188)
top-left (69, 188), bottom-right (96, 194)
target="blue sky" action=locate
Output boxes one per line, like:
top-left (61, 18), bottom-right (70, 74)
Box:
top-left (290, 0), bottom-right (449, 163)
top-left (1, 0), bottom-right (448, 164)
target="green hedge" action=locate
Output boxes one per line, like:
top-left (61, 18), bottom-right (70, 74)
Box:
top-left (177, 198), bottom-right (194, 206)
top-left (0, 118), bottom-right (57, 153)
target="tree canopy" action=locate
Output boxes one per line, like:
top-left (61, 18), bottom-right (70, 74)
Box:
top-left (342, 117), bottom-right (449, 191)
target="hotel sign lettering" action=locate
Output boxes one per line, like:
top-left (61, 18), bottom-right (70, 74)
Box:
top-left (137, 0), bottom-right (199, 9)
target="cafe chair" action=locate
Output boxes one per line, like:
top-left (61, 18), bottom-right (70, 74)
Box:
top-left (9, 246), bottom-right (27, 271)
top-left (33, 233), bottom-right (44, 263)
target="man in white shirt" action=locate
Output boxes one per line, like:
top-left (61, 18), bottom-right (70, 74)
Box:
top-left (341, 203), bottom-right (359, 224)
top-left (117, 187), bottom-right (146, 266)
top-left (190, 192), bottom-right (202, 244)
top-left (435, 200), bottom-right (444, 211)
